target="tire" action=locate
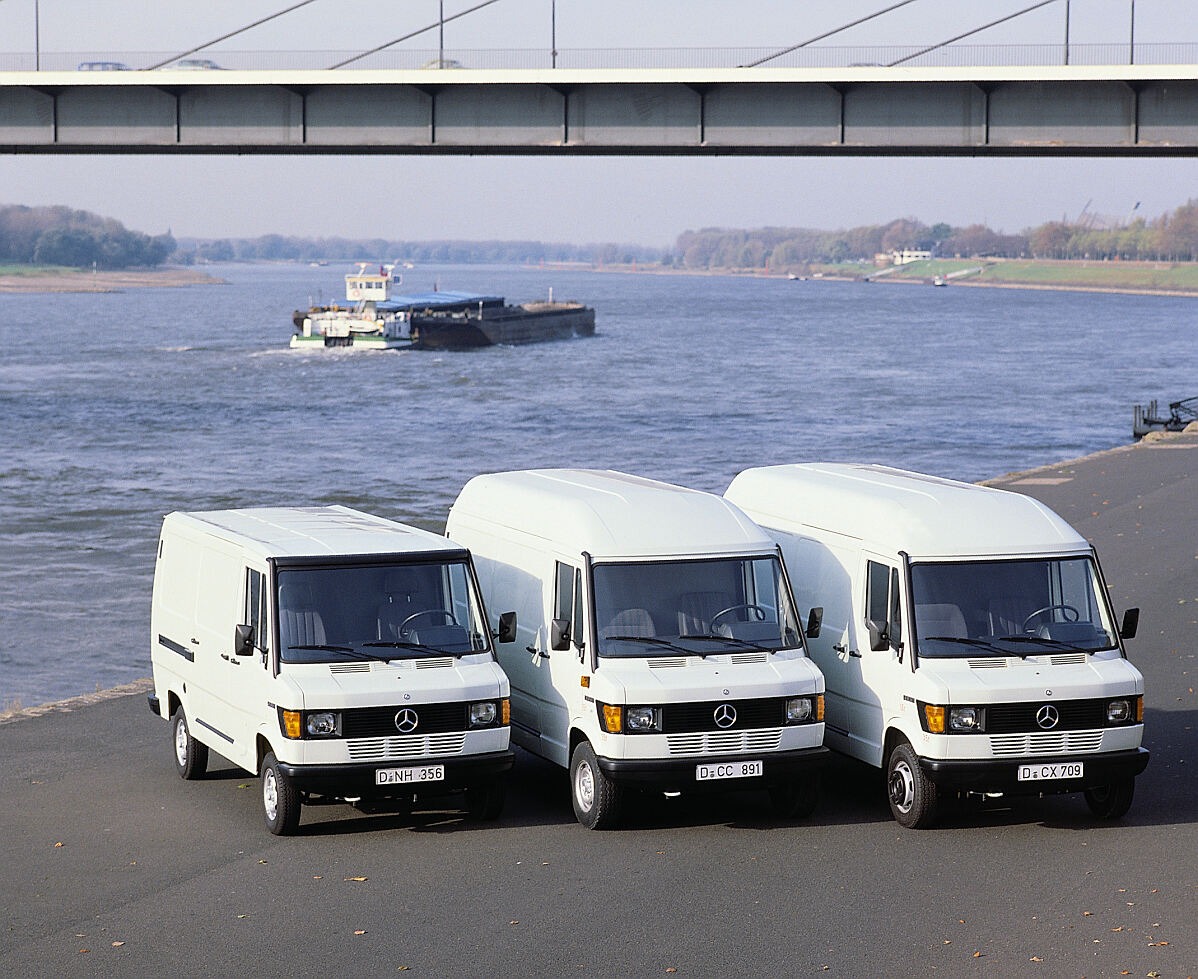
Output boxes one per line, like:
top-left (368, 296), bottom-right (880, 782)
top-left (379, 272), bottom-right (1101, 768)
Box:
top-left (261, 751), bottom-right (301, 836)
top-left (887, 742), bottom-right (938, 829)
top-left (1084, 778), bottom-right (1135, 820)
top-left (465, 781), bottom-right (506, 821)
top-left (570, 741), bottom-right (622, 830)
top-left (172, 707), bottom-right (208, 780)
top-left (768, 774), bottom-right (821, 820)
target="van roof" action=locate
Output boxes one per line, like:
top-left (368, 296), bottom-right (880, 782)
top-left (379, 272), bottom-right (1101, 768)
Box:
top-left (164, 505), bottom-right (460, 561)
top-left (725, 463), bottom-right (1087, 558)
top-left (449, 469), bottom-right (773, 559)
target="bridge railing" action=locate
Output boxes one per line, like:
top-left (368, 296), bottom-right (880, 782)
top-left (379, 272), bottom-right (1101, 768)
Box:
top-left (3, 43), bottom-right (1195, 73)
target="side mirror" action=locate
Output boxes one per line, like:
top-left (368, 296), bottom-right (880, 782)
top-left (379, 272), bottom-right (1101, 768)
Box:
top-left (550, 617), bottom-right (571, 651)
top-left (1119, 607), bottom-right (1140, 640)
top-left (866, 618), bottom-right (889, 652)
top-left (234, 623), bottom-right (254, 656)
top-left (496, 611), bottom-right (517, 644)
top-left (805, 607), bottom-right (823, 639)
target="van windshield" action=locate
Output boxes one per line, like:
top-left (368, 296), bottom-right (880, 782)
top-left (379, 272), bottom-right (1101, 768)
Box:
top-left (277, 560), bottom-right (490, 662)
top-left (910, 556), bottom-right (1118, 658)
top-left (593, 556), bottom-right (802, 658)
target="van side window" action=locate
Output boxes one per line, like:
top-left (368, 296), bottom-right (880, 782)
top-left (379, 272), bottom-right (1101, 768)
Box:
top-left (245, 568), bottom-right (269, 657)
top-left (866, 561), bottom-right (890, 626)
top-left (555, 561), bottom-right (578, 644)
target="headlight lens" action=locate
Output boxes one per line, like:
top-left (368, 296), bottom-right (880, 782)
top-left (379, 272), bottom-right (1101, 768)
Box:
top-left (625, 706), bottom-right (661, 732)
top-left (305, 711), bottom-right (341, 737)
top-left (1106, 699), bottom-right (1131, 723)
top-left (949, 706), bottom-right (983, 732)
top-left (469, 701), bottom-right (498, 726)
top-left (785, 697), bottom-right (813, 723)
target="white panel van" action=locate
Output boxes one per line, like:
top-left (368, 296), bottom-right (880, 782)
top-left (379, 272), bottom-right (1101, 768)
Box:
top-left (446, 470), bottom-right (826, 829)
top-left (726, 464), bottom-right (1148, 829)
top-left (149, 506), bottom-right (513, 834)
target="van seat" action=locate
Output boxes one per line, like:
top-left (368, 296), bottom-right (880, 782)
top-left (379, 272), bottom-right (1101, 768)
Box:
top-left (915, 603), bottom-right (967, 640)
top-left (279, 584), bottom-right (327, 648)
top-left (677, 591), bottom-right (734, 635)
top-left (377, 568), bottom-right (424, 640)
top-left (603, 608), bottom-right (656, 638)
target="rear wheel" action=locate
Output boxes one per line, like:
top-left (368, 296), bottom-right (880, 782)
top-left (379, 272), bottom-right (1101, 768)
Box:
top-left (887, 742), bottom-right (938, 829)
top-left (1084, 778), bottom-right (1135, 820)
top-left (172, 707), bottom-right (208, 780)
top-left (465, 781), bottom-right (506, 821)
top-left (570, 741), bottom-right (622, 830)
top-left (768, 775), bottom-right (821, 819)
top-left (261, 752), bottom-right (301, 835)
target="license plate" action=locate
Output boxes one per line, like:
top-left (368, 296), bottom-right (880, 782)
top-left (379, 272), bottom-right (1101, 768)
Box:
top-left (1017, 762), bottom-right (1084, 782)
top-left (375, 764), bottom-right (445, 786)
top-left (696, 760), bottom-right (763, 781)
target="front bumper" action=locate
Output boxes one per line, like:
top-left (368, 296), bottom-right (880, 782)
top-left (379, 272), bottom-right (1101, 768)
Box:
top-left (276, 749), bottom-right (515, 797)
top-left (919, 747), bottom-right (1149, 795)
top-left (597, 746), bottom-right (828, 792)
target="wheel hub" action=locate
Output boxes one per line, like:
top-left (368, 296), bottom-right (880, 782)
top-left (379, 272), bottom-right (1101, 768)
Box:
top-left (575, 760), bottom-right (595, 812)
top-left (889, 761), bottom-right (915, 813)
top-left (263, 769), bottom-right (279, 821)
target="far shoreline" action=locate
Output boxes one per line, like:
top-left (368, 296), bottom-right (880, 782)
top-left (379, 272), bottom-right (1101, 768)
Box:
top-left (0, 266), bottom-right (225, 293)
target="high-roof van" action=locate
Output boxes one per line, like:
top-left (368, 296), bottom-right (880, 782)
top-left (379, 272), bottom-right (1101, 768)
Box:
top-left (446, 470), bottom-right (826, 829)
top-left (149, 506), bottom-right (513, 834)
top-left (726, 464), bottom-right (1148, 828)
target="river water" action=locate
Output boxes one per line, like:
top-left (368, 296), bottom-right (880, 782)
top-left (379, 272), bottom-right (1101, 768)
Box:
top-left (1, 262), bottom-right (1193, 707)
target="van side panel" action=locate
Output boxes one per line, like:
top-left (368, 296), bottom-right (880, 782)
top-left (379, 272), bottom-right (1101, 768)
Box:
top-left (150, 523), bottom-right (203, 718)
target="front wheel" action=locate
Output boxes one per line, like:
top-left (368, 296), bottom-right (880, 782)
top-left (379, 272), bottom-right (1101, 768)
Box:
top-left (261, 752), bottom-right (301, 835)
top-left (570, 741), bottom-right (622, 830)
top-left (1084, 778), bottom-right (1135, 820)
top-left (887, 742), bottom-right (938, 829)
top-left (172, 707), bottom-right (208, 780)
top-left (768, 775), bottom-right (821, 820)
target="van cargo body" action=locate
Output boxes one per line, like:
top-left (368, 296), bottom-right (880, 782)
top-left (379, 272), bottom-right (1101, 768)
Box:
top-left (725, 464), bottom-right (1148, 829)
top-left (446, 469), bottom-right (826, 829)
top-left (149, 506), bottom-right (513, 834)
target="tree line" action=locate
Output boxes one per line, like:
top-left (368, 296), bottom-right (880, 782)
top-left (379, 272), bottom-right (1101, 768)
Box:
top-left (672, 199), bottom-right (1198, 269)
top-left (0, 205), bottom-right (175, 268)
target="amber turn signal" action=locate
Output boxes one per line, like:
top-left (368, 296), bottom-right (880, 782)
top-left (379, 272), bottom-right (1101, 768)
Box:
top-left (923, 704), bottom-right (946, 734)
top-left (602, 703), bottom-right (622, 733)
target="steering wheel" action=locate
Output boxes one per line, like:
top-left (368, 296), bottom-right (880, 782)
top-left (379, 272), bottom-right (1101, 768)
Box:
top-left (397, 609), bottom-right (459, 637)
top-left (1021, 604), bottom-right (1080, 632)
top-left (710, 604), bottom-right (768, 628)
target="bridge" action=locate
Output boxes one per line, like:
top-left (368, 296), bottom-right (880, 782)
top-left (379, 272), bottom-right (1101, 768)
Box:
top-left (2, 63), bottom-right (1197, 156)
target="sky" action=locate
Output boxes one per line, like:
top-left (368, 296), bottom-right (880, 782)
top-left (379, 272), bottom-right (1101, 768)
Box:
top-left (1, 0), bottom-right (1195, 246)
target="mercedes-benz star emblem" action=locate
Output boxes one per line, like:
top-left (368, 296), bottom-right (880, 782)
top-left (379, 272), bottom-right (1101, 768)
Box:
top-left (395, 708), bottom-right (419, 733)
top-left (714, 703), bottom-right (737, 729)
top-left (1035, 704), bottom-right (1059, 730)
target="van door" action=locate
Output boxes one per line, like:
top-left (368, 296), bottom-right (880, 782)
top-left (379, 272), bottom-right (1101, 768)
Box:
top-left (540, 561), bottom-right (583, 767)
top-left (219, 565), bottom-right (272, 771)
top-left (190, 543), bottom-right (244, 755)
top-left (847, 554), bottom-right (905, 766)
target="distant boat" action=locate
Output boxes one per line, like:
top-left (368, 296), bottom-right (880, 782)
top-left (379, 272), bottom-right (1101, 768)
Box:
top-left (932, 276), bottom-right (947, 287)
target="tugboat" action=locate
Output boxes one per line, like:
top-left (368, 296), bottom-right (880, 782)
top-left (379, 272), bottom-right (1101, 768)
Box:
top-left (291, 264), bottom-right (411, 349)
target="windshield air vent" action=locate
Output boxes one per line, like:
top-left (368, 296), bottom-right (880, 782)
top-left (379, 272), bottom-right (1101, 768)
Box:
top-left (415, 657), bottom-right (454, 669)
top-left (1050, 653), bottom-right (1088, 665)
top-left (968, 658), bottom-right (1009, 669)
top-left (330, 663), bottom-right (372, 674)
top-left (648, 657), bottom-right (688, 668)
top-left (731, 652), bottom-right (768, 664)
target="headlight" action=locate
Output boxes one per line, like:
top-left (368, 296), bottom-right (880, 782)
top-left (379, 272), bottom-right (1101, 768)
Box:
top-left (949, 706), bottom-right (984, 732)
top-left (305, 711), bottom-right (341, 737)
top-left (469, 701), bottom-right (498, 727)
top-left (785, 697), bottom-right (814, 723)
top-left (625, 706), bottom-right (661, 732)
top-left (1106, 699), bottom-right (1131, 724)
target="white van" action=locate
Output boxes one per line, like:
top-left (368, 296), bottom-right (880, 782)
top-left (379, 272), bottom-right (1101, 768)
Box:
top-left (149, 506), bottom-right (513, 834)
top-left (726, 463), bottom-right (1149, 828)
top-left (446, 469), bottom-right (826, 829)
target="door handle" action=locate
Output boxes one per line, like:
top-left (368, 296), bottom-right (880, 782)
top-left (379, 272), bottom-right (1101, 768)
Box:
top-left (190, 637), bottom-right (200, 645)
top-left (526, 645), bottom-right (549, 659)
top-left (833, 643), bottom-right (846, 654)
top-left (220, 653), bottom-right (230, 661)
top-left (849, 649), bottom-right (862, 658)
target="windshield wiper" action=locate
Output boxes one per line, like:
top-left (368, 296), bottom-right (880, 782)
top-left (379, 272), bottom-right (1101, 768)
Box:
top-left (603, 635), bottom-right (695, 655)
top-left (362, 640), bottom-right (460, 657)
top-left (921, 636), bottom-right (1014, 656)
top-left (679, 633), bottom-right (771, 654)
top-left (995, 635), bottom-right (1095, 654)
top-left (287, 643), bottom-right (385, 662)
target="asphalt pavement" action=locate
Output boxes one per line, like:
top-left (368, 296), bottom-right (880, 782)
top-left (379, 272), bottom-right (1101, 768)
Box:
top-left (3, 432), bottom-right (1196, 977)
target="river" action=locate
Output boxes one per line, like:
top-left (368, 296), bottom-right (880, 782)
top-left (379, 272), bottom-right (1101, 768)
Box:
top-left (0, 262), bottom-right (1192, 706)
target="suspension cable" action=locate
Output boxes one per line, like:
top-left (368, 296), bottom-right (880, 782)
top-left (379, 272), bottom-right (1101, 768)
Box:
top-left (887, 0), bottom-right (1061, 66)
top-left (329, 0), bottom-right (505, 70)
top-left (742, 0), bottom-right (921, 68)
top-left (145, 0), bottom-right (321, 70)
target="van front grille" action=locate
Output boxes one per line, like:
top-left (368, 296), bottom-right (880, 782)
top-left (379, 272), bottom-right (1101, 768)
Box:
top-left (346, 733), bottom-right (467, 760)
top-left (986, 698), bottom-right (1107, 734)
top-left (663, 697), bottom-right (787, 733)
top-left (342, 702), bottom-right (470, 737)
top-left (666, 729), bottom-right (783, 755)
top-left (989, 731), bottom-right (1104, 756)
